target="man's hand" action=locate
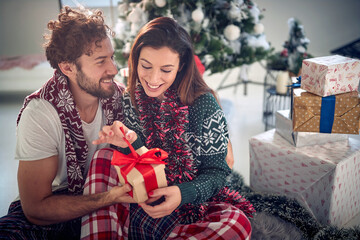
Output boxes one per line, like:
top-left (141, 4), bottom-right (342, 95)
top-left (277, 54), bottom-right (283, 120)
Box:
top-left (138, 186), bottom-right (181, 218)
top-left (107, 184), bottom-right (135, 203)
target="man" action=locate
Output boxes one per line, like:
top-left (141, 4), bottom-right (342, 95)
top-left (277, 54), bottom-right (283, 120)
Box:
top-left (0, 6), bottom-right (134, 238)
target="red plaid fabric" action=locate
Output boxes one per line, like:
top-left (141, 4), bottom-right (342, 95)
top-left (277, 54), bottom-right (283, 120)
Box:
top-left (81, 149), bottom-right (130, 240)
top-left (168, 203), bottom-right (252, 240)
top-left (81, 149), bottom-right (252, 240)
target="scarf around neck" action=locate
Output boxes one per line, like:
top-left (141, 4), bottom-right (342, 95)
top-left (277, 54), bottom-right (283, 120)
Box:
top-left (135, 85), bottom-right (197, 185)
top-left (17, 70), bottom-right (124, 194)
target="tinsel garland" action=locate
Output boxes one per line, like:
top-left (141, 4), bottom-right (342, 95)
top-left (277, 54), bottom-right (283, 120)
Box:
top-left (135, 85), bottom-right (196, 184)
top-left (135, 85), bottom-right (255, 223)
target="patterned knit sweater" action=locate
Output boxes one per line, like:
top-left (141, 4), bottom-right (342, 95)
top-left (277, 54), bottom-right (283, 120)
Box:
top-left (120, 92), bottom-right (231, 206)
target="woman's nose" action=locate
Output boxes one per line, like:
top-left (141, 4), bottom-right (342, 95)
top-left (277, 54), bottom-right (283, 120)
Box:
top-left (149, 69), bottom-right (161, 83)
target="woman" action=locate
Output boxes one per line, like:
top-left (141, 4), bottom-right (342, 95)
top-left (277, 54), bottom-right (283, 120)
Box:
top-left (81, 17), bottom-right (254, 239)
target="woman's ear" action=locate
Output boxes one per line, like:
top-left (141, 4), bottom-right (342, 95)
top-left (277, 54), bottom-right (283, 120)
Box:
top-left (58, 62), bottom-right (76, 78)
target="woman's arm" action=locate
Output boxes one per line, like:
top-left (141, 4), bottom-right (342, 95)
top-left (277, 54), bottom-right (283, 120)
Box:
top-left (177, 93), bottom-right (231, 205)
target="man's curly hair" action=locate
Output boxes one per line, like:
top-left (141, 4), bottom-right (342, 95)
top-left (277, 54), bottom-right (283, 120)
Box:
top-left (44, 6), bottom-right (113, 71)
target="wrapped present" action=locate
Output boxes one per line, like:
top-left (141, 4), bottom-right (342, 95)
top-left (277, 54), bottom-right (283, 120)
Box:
top-left (111, 127), bottom-right (168, 203)
top-left (276, 109), bottom-right (348, 147)
top-left (292, 88), bottom-right (360, 134)
top-left (249, 129), bottom-right (360, 226)
top-left (301, 55), bottom-right (360, 97)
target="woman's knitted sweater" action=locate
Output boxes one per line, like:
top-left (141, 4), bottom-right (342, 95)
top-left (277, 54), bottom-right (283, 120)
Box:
top-left (120, 92), bottom-right (231, 207)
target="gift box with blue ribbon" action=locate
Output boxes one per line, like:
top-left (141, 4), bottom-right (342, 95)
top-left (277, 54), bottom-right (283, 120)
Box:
top-left (292, 88), bottom-right (360, 134)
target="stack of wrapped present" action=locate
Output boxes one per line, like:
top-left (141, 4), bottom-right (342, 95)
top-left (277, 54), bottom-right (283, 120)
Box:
top-left (250, 55), bottom-right (360, 226)
top-left (293, 55), bottom-right (360, 135)
top-left (277, 54), bottom-right (360, 146)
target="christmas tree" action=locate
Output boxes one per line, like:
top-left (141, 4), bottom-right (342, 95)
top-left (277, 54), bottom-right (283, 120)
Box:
top-left (113, 0), bottom-right (271, 74)
top-left (267, 18), bottom-right (313, 76)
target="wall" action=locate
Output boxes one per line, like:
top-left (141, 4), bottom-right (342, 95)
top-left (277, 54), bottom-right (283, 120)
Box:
top-left (255, 0), bottom-right (360, 57)
top-left (0, 0), bottom-right (117, 57)
top-left (0, 0), bottom-right (59, 56)
top-left (1, 0), bottom-right (359, 58)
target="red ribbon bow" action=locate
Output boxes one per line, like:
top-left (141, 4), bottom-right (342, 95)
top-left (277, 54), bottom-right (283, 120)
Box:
top-left (111, 127), bottom-right (168, 198)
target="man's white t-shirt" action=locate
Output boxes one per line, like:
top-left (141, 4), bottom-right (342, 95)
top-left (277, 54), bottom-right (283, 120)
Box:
top-left (15, 98), bottom-right (108, 191)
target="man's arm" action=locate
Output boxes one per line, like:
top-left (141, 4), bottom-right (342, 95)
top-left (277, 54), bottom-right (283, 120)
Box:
top-left (17, 155), bottom-right (134, 225)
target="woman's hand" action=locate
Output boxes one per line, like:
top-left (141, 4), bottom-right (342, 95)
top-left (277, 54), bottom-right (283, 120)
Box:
top-left (92, 120), bottom-right (137, 148)
top-left (226, 141), bottom-right (234, 169)
top-left (139, 186), bottom-right (181, 218)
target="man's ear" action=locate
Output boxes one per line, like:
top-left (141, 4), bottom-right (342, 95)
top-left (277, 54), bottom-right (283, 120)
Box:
top-left (58, 62), bottom-right (76, 77)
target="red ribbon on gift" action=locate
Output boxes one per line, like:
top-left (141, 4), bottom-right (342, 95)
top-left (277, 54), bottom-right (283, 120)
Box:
top-left (111, 127), bottom-right (168, 198)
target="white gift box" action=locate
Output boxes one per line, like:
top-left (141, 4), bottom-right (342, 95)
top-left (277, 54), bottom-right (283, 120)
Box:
top-left (275, 109), bottom-right (348, 147)
top-left (301, 55), bottom-right (360, 97)
top-left (249, 129), bottom-right (360, 226)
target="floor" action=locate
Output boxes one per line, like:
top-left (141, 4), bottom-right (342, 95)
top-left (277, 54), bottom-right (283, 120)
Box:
top-left (0, 62), bottom-right (359, 228)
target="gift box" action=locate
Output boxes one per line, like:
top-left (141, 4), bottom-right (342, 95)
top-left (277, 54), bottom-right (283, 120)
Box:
top-left (301, 55), bottom-right (360, 97)
top-left (292, 88), bottom-right (360, 134)
top-left (112, 149), bottom-right (168, 203)
top-left (276, 109), bottom-right (348, 147)
top-left (111, 127), bottom-right (168, 203)
top-left (249, 129), bottom-right (360, 226)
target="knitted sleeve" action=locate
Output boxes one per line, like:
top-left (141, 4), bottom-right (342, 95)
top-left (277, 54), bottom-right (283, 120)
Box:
top-left (177, 93), bottom-right (231, 205)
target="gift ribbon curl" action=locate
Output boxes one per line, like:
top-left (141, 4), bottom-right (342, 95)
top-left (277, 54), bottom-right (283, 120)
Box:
top-left (111, 127), bottom-right (168, 199)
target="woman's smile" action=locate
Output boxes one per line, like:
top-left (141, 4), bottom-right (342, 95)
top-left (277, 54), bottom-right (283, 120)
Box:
top-left (146, 81), bottom-right (163, 89)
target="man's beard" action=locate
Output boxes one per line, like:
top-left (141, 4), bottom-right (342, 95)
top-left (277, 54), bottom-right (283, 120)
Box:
top-left (76, 68), bottom-right (115, 99)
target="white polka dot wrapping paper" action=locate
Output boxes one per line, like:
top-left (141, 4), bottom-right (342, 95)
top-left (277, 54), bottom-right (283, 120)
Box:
top-left (301, 55), bottom-right (360, 97)
top-left (249, 129), bottom-right (360, 226)
top-left (292, 88), bottom-right (360, 134)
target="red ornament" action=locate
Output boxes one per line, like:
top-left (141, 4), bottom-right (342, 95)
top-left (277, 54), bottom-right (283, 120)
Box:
top-left (194, 55), bottom-right (205, 75)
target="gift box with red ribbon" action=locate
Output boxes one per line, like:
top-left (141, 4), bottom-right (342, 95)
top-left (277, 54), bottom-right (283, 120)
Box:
top-left (111, 127), bottom-right (168, 203)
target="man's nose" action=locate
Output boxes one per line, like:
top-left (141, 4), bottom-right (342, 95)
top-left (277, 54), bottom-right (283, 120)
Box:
top-left (107, 59), bottom-right (118, 75)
